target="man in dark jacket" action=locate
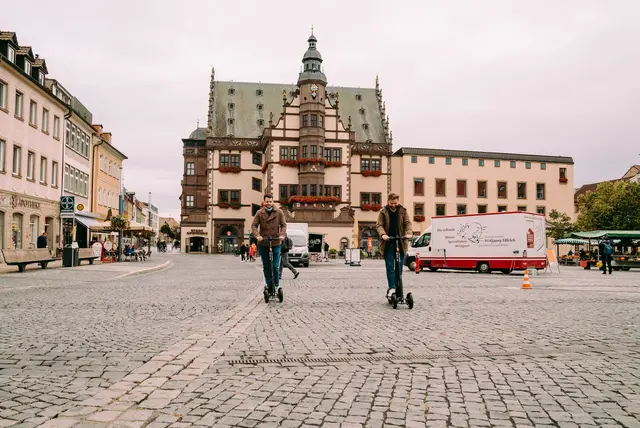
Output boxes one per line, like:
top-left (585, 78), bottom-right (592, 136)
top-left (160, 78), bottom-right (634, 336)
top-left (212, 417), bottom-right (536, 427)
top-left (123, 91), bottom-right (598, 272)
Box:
top-left (599, 239), bottom-right (613, 275)
top-left (376, 193), bottom-right (413, 296)
top-left (251, 194), bottom-right (287, 292)
top-left (37, 232), bottom-right (47, 249)
top-left (279, 234), bottom-right (299, 280)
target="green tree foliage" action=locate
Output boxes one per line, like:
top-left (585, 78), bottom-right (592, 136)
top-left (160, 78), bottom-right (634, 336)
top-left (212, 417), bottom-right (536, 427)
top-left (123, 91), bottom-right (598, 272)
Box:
top-left (576, 181), bottom-right (640, 230)
top-left (547, 209), bottom-right (575, 239)
top-left (160, 222), bottom-right (175, 239)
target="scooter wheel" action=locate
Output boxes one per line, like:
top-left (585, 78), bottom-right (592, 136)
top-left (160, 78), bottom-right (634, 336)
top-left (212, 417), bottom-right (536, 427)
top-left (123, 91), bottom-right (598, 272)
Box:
top-left (263, 288), bottom-right (270, 303)
top-left (277, 287), bottom-right (284, 302)
top-left (406, 293), bottom-right (414, 309)
top-left (391, 293), bottom-right (398, 309)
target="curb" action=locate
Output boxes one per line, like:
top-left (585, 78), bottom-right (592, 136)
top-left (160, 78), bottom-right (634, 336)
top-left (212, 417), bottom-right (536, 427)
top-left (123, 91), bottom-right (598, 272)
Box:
top-left (113, 260), bottom-right (173, 280)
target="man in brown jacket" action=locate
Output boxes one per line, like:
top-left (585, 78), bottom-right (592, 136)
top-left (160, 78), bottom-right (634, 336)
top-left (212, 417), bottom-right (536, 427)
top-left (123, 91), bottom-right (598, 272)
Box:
top-left (376, 192), bottom-right (413, 296)
top-left (251, 194), bottom-right (287, 292)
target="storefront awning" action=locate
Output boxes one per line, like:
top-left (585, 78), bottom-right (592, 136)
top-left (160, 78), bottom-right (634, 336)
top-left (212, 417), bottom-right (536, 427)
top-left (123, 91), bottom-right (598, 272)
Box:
top-left (75, 215), bottom-right (104, 229)
top-left (572, 231), bottom-right (640, 239)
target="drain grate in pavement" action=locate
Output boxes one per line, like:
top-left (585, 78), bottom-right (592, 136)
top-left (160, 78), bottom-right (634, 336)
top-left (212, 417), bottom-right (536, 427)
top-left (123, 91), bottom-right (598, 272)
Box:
top-left (224, 346), bottom-right (611, 365)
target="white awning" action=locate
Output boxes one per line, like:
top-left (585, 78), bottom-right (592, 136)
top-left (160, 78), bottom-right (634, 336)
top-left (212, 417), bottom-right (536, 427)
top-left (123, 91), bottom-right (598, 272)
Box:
top-left (75, 215), bottom-right (104, 229)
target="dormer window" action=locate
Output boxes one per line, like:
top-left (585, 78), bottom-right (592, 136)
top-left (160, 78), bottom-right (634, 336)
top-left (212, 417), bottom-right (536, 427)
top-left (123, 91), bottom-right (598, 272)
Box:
top-left (24, 60), bottom-right (32, 76)
top-left (7, 46), bottom-right (15, 63)
top-left (228, 102), bottom-right (235, 110)
top-left (38, 71), bottom-right (45, 86)
top-left (355, 94), bottom-right (362, 101)
top-left (359, 108), bottom-right (365, 114)
top-left (256, 89), bottom-right (263, 96)
top-left (228, 88), bottom-right (235, 95)
top-left (257, 119), bottom-right (264, 126)
top-left (257, 103), bottom-right (263, 111)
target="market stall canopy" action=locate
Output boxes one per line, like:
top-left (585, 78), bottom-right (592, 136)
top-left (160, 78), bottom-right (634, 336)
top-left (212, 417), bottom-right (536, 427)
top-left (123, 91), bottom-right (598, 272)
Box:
top-left (553, 238), bottom-right (589, 245)
top-left (90, 220), bottom-right (153, 232)
top-left (571, 231), bottom-right (640, 239)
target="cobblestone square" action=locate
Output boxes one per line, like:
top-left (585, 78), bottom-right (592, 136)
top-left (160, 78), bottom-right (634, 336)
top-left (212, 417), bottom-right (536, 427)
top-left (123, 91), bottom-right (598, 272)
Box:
top-left (1, 254), bottom-right (639, 427)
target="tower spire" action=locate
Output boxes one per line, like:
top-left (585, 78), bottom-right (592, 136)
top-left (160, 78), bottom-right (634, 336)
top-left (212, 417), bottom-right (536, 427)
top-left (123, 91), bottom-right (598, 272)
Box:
top-left (298, 30), bottom-right (327, 86)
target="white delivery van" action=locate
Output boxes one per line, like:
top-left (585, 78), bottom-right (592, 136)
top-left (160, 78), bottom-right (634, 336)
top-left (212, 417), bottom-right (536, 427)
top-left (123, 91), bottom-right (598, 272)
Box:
top-left (405, 226), bottom-right (432, 269)
top-left (411, 212), bottom-right (547, 274)
top-left (286, 223), bottom-right (309, 267)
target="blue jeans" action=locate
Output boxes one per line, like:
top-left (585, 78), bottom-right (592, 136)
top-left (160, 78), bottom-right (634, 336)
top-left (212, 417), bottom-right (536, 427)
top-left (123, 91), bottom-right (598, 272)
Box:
top-left (384, 244), bottom-right (404, 290)
top-left (259, 245), bottom-right (281, 290)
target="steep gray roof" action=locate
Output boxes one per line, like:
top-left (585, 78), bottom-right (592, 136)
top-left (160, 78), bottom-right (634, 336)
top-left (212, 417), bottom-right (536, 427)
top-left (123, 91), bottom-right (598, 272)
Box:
top-left (394, 147), bottom-right (574, 164)
top-left (211, 81), bottom-right (386, 143)
top-left (188, 127), bottom-right (207, 140)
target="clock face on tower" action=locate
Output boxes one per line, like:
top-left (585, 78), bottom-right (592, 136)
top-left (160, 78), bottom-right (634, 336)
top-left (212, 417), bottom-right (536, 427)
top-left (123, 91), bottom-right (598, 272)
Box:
top-left (311, 84), bottom-right (318, 98)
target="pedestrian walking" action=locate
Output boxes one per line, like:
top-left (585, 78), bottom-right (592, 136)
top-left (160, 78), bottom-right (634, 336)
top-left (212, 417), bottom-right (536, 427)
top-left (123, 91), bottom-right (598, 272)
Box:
top-left (599, 239), bottom-right (613, 274)
top-left (280, 234), bottom-right (300, 280)
top-left (37, 232), bottom-right (47, 249)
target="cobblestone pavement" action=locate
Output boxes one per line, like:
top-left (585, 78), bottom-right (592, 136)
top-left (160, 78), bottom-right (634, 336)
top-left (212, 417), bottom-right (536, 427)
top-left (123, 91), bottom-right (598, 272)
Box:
top-left (1, 255), bottom-right (639, 427)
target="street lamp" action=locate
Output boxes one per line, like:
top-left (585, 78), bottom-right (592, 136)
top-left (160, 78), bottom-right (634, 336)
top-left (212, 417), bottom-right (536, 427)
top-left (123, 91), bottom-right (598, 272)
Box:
top-left (118, 166), bottom-right (123, 261)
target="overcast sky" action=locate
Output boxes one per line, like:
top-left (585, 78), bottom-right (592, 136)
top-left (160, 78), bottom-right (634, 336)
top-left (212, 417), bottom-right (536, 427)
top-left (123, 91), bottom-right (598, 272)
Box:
top-left (3, 0), bottom-right (639, 220)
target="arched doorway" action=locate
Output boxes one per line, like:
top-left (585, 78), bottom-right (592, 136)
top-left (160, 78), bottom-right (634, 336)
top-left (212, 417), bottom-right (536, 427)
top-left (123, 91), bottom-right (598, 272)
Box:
top-left (361, 229), bottom-right (379, 256)
top-left (218, 226), bottom-right (239, 253)
top-left (189, 236), bottom-right (206, 252)
top-left (340, 237), bottom-right (349, 251)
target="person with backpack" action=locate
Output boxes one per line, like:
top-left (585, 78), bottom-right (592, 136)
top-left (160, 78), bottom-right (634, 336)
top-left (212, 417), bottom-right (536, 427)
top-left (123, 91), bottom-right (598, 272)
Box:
top-left (599, 238), bottom-right (613, 274)
top-left (279, 233), bottom-right (300, 280)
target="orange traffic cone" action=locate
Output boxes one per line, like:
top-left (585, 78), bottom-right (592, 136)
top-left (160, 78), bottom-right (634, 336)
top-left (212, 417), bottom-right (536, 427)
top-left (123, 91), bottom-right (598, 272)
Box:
top-left (521, 269), bottom-right (531, 289)
top-left (415, 254), bottom-right (421, 274)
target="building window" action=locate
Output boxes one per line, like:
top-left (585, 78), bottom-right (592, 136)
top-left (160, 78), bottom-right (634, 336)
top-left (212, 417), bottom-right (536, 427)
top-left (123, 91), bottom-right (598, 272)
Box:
top-left (256, 89), bottom-right (263, 96)
top-left (517, 206), bottom-right (527, 212)
top-left (446, 157), bottom-right (452, 165)
top-left (333, 149), bottom-right (341, 163)
top-left (228, 88), bottom-right (235, 95)
top-left (0, 80), bottom-right (7, 110)
top-left (289, 184), bottom-right (299, 197)
top-left (42, 108), bottom-right (49, 133)
top-left (12, 213), bottom-right (23, 249)
top-left (540, 162), bottom-right (546, 170)
top-left (220, 154), bottom-right (229, 167)
top-left (429, 156), bottom-right (435, 164)
top-left (435, 179), bottom-right (446, 196)
top-left (435, 204), bottom-right (446, 216)
top-left (290, 147), bottom-right (298, 161)
top-left (24, 61), bottom-right (32, 76)
top-left (29, 100), bottom-right (37, 126)
top-left (7, 46), bottom-right (15, 63)
top-left (230, 191), bottom-right (240, 202)
top-left (479, 159), bottom-right (485, 167)
top-left (477, 204), bottom-right (487, 214)
top-left (280, 184), bottom-right (288, 200)
top-left (361, 158), bottom-right (370, 171)
top-left (517, 182), bottom-right (527, 199)
top-left (414, 203), bottom-right (424, 216)
top-left (510, 161), bottom-right (516, 168)
top-left (559, 168), bottom-right (567, 180)
top-left (411, 155), bottom-right (418, 163)
top-left (457, 180), bottom-right (467, 197)
top-left (38, 71), bottom-right (45, 86)
top-left (186, 162), bottom-right (195, 175)
top-left (186, 195), bottom-right (195, 207)
top-left (477, 181), bottom-right (487, 198)
top-left (51, 161), bottom-right (58, 187)
top-left (495, 160), bottom-right (501, 167)
top-left (462, 158), bottom-right (468, 166)
top-left (536, 206), bottom-right (546, 215)
top-left (310, 184), bottom-right (317, 196)
top-left (15, 92), bottom-right (23, 118)
top-left (498, 205), bottom-right (507, 212)
top-left (311, 114), bottom-right (318, 127)
top-left (414, 178), bottom-right (424, 196)
top-left (371, 159), bottom-right (381, 171)
top-left (332, 186), bottom-right (342, 200)
top-left (457, 204), bottom-right (467, 215)
top-left (319, 115), bottom-right (324, 128)
top-left (525, 161), bottom-right (531, 169)
top-left (302, 145), bottom-right (307, 158)
top-left (360, 192), bottom-right (381, 206)
top-left (536, 183), bottom-right (546, 200)
top-left (218, 190), bottom-right (229, 204)
top-left (253, 152), bottom-right (262, 166)
top-left (497, 181), bottom-right (507, 199)
top-left (0, 139), bottom-right (5, 172)
top-left (324, 148), bottom-right (331, 162)
top-left (12, 145), bottom-right (21, 176)
top-left (40, 156), bottom-right (47, 184)
top-left (252, 177), bottom-right (262, 192)
top-left (301, 184), bottom-right (307, 196)
top-left (280, 147), bottom-right (289, 161)
top-left (302, 115), bottom-right (309, 127)
top-left (27, 151), bottom-right (35, 180)
top-left (310, 145), bottom-right (317, 158)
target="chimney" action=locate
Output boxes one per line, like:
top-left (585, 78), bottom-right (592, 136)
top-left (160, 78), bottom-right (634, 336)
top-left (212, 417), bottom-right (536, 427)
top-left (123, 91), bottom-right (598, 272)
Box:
top-left (93, 124), bottom-right (103, 134)
top-left (101, 132), bottom-right (112, 144)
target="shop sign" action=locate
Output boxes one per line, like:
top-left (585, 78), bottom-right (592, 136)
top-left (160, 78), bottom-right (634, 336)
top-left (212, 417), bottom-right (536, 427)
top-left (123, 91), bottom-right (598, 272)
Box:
top-left (0, 194), bottom-right (41, 210)
top-left (187, 229), bottom-right (208, 236)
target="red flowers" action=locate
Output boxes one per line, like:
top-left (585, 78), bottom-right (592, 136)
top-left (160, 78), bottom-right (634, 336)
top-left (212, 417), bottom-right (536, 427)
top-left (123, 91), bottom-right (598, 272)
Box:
top-left (279, 160), bottom-right (297, 167)
top-left (361, 204), bottom-right (382, 211)
top-left (289, 196), bottom-right (340, 205)
top-left (219, 166), bottom-right (241, 173)
top-left (414, 215), bottom-right (425, 222)
top-left (361, 170), bottom-right (382, 177)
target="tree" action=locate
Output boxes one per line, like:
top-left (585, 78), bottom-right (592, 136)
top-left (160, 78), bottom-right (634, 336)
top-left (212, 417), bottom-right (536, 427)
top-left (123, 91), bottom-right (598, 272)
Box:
top-left (110, 215), bottom-right (129, 231)
top-left (160, 222), bottom-right (175, 239)
top-left (547, 209), bottom-right (575, 240)
top-left (576, 181), bottom-right (640, 231)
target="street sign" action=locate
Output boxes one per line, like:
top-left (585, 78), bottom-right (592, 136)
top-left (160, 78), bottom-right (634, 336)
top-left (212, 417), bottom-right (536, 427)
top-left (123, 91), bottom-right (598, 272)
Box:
top-left (77, 203), bottom-right (84, 211)
top-left (60, 196), bottom-right (75, 213)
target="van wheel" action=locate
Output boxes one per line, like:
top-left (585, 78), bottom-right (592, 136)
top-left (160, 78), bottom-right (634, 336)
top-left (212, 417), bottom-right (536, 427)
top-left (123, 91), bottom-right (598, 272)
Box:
top-left (304, 263), bottom-right (309, 268)
top-left (477, 262), bottom-right (491, 274)
top-left (406, 257), bottom-right (415, 269)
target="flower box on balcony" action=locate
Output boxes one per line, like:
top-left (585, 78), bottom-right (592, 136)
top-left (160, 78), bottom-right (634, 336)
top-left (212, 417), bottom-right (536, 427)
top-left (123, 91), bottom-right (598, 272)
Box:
top-left (230, 202), bottom-right (242, 209)
top-left (559, 177), bottom-right (568, 183)
top-left (288, 196), bottom-right (340, 206)
top-left (325, 161), bottom-right (343, 167)
top-left (296, 157), bottom-right (327, 166)
top-left (361, 204), bottom-right (382, 211)
top-left (219, 166), bottom-right (241, 173)
top-left (361, 170), bottom-right (382, 177)
top-left (414, 215), bottom-right (426, 222)
top-left (279, 160), bottom-right (298, 167)
top-left (219, 203), bottom-right (230, 209)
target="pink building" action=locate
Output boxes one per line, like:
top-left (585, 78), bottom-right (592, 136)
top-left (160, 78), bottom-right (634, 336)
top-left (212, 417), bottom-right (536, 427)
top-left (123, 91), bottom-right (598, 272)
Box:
top-left (0, 31), bottom-right (66, 252)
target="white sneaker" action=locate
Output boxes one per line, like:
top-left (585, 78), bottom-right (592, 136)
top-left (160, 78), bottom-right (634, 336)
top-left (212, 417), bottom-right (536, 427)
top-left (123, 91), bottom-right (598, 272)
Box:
top-left (387, 288), bottom-right (395, 298)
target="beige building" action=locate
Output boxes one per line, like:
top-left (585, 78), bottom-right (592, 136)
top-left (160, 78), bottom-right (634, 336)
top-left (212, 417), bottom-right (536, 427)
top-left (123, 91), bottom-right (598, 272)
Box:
top-left (91, 125), bottom-right (126, 222)
top-left (180, 32), bottom-right (576, 254)
top-left (392, 148), bottom-right (575, 234)
top-left (1, 32), bottom-right (66, 253)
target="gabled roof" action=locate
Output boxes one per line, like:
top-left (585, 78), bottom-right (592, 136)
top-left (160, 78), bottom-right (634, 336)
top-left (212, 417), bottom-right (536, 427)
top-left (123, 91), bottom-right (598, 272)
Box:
top-left (0, 31), bottom-right (18, 44)
top-left (621, 165), bottom-right (640, 179)
top-left (393, 147), bottom-right (574, 164)
top-left (210, 81), bottom-right (386, 143)
top-left (33, 58), bottom-right (48, 74)
top-left (16, 46), bottom-right (34, 59)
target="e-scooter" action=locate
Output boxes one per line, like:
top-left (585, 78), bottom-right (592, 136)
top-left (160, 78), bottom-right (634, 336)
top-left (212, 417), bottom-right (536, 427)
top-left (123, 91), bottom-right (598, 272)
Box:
top-left (386, 236), bottom-right (414, 309)
top-left (263, 237), bottom-right (284, 303)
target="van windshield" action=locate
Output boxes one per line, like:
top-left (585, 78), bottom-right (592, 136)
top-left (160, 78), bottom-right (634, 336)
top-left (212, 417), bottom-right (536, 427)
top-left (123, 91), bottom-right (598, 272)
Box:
top-left (413, 234), bottom-right (431, 247)
top-left (290, 235), bottom-right (307, 247)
